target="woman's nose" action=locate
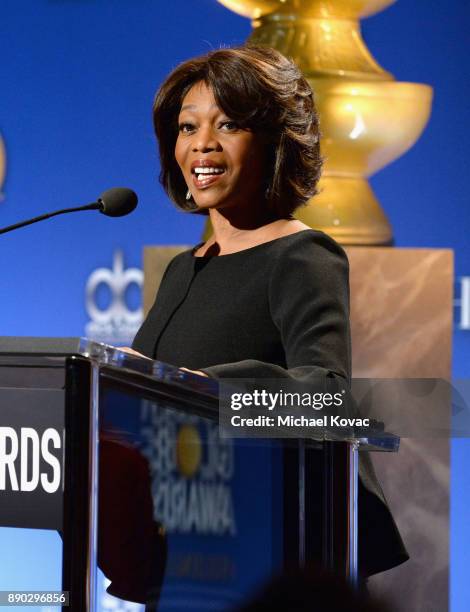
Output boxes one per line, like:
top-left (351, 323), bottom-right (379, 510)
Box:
top-left (193, 125), bottom-right (221, 152)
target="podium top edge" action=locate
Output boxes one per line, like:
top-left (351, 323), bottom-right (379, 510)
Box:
top-left (0, 336), bottom-right (86, 355)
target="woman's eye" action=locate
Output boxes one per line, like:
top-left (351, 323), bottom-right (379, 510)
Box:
top-left (178, 123), bottom-right (195, 133)
top-left (220, 120), bottom-right (239, 131)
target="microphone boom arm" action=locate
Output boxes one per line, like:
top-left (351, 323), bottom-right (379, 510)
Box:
top-left (0, 202), bottom-right (101, 235)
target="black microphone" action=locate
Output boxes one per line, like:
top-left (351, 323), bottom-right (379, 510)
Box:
top-left (98, 187), bottom-right (138, 217)
top-left (0, 187), bottom-right (138, 235)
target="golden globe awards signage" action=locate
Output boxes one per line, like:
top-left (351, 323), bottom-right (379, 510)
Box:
top-left (0, 389), bottom-right (64, 529)
top-left (139, 401), bottom-right (237, 537)
top-left (456, 277), bottom-right (470, 330)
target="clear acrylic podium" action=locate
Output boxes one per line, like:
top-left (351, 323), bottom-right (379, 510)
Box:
top-left (0, 337), bottom-right (399, 611)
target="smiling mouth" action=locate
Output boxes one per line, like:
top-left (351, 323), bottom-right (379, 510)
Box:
top-left (191, 167), bottom-right (226, 188)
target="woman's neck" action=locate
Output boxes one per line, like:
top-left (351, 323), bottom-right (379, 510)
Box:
top-left (209, 207), bottom-right (273, 239)
top-left (202, 208), bottom-right (302, 255)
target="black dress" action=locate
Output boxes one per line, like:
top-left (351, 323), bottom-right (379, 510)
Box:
top-left (132, 228), bottom-right (409, 576)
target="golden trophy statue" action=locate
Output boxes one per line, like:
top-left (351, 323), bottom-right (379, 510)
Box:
top-left (215, 0), bottom-right (432, 245)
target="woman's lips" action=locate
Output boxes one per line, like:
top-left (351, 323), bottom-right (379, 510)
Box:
top-left (192, 171), bottom-right (225, 189)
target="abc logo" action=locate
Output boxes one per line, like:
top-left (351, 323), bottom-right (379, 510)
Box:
top-left (85, 250), bottom-right (143, 343)
top-left (86, 250), bottom-right (142, 326)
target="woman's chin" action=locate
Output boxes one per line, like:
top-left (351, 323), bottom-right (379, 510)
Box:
top-left (192, 200), bottom-right (216, 211)
top-left (192, 196), bottom-right (231, 211)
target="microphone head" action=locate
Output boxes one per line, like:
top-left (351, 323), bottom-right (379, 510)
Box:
top-left (98, 187), bottom-right (138, 217)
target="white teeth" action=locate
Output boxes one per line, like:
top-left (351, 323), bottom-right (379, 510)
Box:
top-left (194, 167), bottom-right (224, 175)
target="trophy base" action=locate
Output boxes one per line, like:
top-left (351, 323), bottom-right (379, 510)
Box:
top-left (295, 176), bottom-right (393, 246)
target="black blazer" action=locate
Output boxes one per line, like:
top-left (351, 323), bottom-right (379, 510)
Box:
top-left (133, 229), bottom-right (409, 575)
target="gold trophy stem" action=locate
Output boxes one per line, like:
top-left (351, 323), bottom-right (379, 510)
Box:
top-left (213, 0), bottom-right (432, 245)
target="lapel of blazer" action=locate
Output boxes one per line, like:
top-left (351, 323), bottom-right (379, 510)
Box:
top-left (139, 252), bottom-right (198, 359)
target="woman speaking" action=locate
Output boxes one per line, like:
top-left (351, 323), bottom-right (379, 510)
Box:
top-left (131, 44), bottom-right (408, 578)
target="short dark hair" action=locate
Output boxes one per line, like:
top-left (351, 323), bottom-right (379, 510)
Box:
top-left (153, 44), bottom-right (322, 217)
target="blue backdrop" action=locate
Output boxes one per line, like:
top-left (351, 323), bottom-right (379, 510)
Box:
top-left (0, 1), bottom-right (469, 610)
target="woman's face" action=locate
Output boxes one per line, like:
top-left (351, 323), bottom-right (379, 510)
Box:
top-left (175, 81), bottom-right (267, 213)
